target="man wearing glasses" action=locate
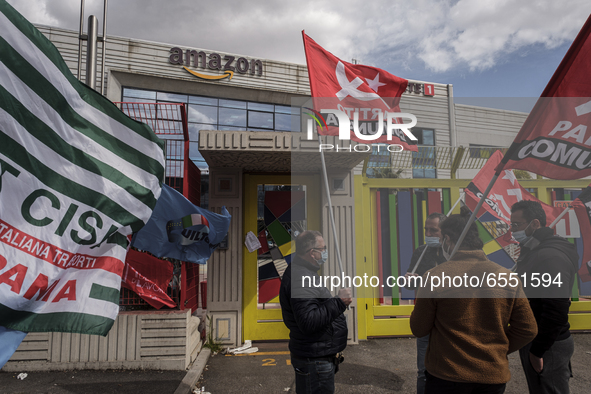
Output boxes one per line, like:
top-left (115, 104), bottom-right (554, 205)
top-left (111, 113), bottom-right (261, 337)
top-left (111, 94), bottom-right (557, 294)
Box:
top-left (510, 200), bottom-right (578, 394)
top-left (280, 230), bottom-right (352, 394)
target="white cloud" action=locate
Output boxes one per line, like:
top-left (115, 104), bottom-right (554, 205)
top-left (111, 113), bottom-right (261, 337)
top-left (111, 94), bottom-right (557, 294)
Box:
top-left (6, 0), bottom-right (61, 26)
top-left (6, 0), bottom-right (591, 74)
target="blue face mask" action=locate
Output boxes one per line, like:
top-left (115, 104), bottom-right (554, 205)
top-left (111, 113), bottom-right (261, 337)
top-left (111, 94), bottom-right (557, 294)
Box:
top-left (513, 221), bottom-right (532, 244)
top-left (316, 250), bottom-right (328, 265)
top-left (425, 236), bottom-right (441, 247)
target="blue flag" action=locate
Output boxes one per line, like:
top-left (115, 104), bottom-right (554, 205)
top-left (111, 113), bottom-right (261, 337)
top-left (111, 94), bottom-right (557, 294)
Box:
top-left (132, 185), bottom-right (231, 264)
top-left (0, 326), bottom-right (27, 368)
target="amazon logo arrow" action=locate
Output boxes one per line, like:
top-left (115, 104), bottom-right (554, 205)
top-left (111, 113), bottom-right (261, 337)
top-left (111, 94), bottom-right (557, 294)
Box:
top-left (183, 66), bottom-right (234, 81)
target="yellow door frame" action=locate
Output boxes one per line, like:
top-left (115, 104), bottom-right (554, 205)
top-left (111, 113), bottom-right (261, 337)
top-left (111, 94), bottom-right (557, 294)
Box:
top-left (243, 174), bottom-right (320, 341)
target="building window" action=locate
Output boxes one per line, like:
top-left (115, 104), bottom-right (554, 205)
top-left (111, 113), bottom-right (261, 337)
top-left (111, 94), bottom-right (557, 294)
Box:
top-left (219, 107), bottom-right (247, 128)
top-left (121, 87), bottom-right (303, 171)
top-left (412, 128), bottom-right (436, 179)
top-left (122, 88), bottom-right (301, 135)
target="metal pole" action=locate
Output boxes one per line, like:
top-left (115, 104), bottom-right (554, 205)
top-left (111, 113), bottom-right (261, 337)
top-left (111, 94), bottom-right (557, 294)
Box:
top-left (317, 135), bottom-right (345, 277)
top-left (549, 208), bottom-right (571, 228)
top-left (100, 0), bottom-right (108, 95)
top-left (410, 246), bottom-right (428, 275)
top-left (86, 15), bottom-right (98, 89)
top-left (77, 0), bottom-right (85, 79)
top-left (447, 193), bottom-right (463, 216)
top-left (450, 173), bottom-right (500, 259)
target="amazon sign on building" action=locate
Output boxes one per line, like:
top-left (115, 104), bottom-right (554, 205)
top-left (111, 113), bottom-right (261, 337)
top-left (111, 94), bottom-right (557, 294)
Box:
top-left (169, 47), bottom-right (263, 80)
top-left (38, 24), bottom-right (530, 347)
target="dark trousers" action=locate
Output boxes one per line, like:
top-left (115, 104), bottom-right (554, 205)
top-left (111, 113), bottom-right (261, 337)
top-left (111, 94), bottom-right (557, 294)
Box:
top-left (425, 371), bottom-right (506, 394)
top-left (291, 354), bottom-right (337, 394)
top-left (416, 335), bottom-right (429, 394)
top-left (519, 336), bottom-right (574, 394)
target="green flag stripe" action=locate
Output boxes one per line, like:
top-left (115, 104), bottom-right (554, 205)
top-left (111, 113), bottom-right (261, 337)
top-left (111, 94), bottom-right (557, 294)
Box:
top-left (0, 37), bottom-right (165, 181)
top-left (0, 2), bottom-right (164, 145)
top-left (182, 215), bottom-right (194, 228)
top-left (0, 108), bottom-right (153, 225)
top-left (0, 130), bottom-right (148, 232)
top-left (0, 84), bottom-right (157, 209)
top-left (0, 19), bottom-right (165, 180)
top-left (104, 231), bottom-right (130, 250)
top-left (0, 303), bottom-right (114, 336)
top-left (89, 283), bottom-right (121, 304)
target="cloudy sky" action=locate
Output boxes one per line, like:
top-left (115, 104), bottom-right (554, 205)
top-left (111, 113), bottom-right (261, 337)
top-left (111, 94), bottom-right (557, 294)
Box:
top-left (6, 0), bottom-right (591, 104)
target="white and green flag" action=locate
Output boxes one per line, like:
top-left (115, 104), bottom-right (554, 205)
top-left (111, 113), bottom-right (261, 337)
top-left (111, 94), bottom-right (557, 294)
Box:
top-left (0, 1), bottom-right (165, 336)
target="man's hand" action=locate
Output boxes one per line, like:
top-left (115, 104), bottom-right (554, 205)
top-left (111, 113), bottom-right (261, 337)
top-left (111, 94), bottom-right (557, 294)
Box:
top-left (404, 272), bottom-right (420, 279)
top-left (529, 352), bottom-right (543, 373)
top-left (338, 288), bottom-right (352, 307)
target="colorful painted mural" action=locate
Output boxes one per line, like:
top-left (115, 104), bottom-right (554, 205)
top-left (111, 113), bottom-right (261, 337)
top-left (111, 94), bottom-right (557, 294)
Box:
top-left (257, 190), bottom-right (306, 304)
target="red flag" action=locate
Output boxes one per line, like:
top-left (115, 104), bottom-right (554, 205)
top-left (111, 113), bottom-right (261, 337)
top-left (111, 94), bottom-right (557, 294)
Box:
top-left (496, 15), bottom-right (591, 179)
top-left (466, 151), bottom-right (564, 227)
top-left (302, 32), bottom-right (418, 151)
top-left (572, 186), bottom-right (591, 281)
top-left (122, 249), bottom-right (176, 309)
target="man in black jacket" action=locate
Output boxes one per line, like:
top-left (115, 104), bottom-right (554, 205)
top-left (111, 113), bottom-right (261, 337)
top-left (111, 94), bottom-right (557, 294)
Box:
top-left (279, 230), bottom-right (352, 394)
top-left (511, 200), bottom-right (578, 394)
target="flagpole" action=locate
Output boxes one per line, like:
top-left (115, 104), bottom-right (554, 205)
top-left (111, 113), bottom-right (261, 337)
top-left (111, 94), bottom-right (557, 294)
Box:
top-left (549, 207), bottom-right (571, 228)
top-left (318, 135), bottom-right (345, 278)
top-left (409, 246), bottom-right (428, 275)
top-left (302, 31), bottom-right (345, 281)
top-left (450, 174), bottom-right (500, 259)
top-left (447, 192), bottom-right (464, 216)
top-left (409, 193), bottom-right (464, 274)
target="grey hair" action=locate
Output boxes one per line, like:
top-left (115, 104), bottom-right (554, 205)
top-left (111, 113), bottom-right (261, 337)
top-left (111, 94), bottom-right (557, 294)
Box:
top-left (426, 212), bottom-right (446, 223)
top-left (296, 230), bottom-right (322, 256)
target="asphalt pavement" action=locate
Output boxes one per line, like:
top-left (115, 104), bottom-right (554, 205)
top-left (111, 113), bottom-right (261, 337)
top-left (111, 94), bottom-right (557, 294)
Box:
top-left (0, 368), bottom-right (187, 394)
top-left (197, 334), bottom-right (591, 393)
top-left (2, 334), bottom-right (591, 393)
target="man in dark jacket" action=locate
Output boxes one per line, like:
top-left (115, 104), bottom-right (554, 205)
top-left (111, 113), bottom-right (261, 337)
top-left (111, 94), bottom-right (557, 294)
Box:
top-left (280, 230), bottom-right (352, 394)
top-left (511, 200), bottom-right (578, 394)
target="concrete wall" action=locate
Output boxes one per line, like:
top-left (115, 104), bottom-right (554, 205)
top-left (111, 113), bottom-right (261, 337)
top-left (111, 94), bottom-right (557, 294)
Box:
top-left (454, 104), bottom-right (528, 178)
top-left (321, 169), bottom-right (359, 344)
top-left (37, 25), bottom-right (310, 102)
top-left (206, 168), bottom-right (243, 346)
top-left (4, 310), bottom-right (201, 371)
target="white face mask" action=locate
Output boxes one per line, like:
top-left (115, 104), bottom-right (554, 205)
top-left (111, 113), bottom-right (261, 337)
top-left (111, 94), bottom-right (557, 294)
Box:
top-left (425, 236), bottom-right (441, 247)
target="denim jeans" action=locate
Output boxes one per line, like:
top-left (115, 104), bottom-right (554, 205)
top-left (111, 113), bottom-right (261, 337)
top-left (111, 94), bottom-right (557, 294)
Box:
top-left (290, 355), bottom-right (336, 394)
top-left (417, 335), bottom-right (429, 394)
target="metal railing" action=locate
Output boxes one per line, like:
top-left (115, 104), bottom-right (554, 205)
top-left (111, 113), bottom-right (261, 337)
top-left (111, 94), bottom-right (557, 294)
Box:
top-left (368, 146), bottom-right (509, 171)
top-left (116, 102), bottom-right (205, 312)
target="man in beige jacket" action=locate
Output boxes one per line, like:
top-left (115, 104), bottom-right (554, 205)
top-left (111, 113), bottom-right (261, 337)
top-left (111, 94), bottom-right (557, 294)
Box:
top-left (410, 210), bottom-right (537, 394)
